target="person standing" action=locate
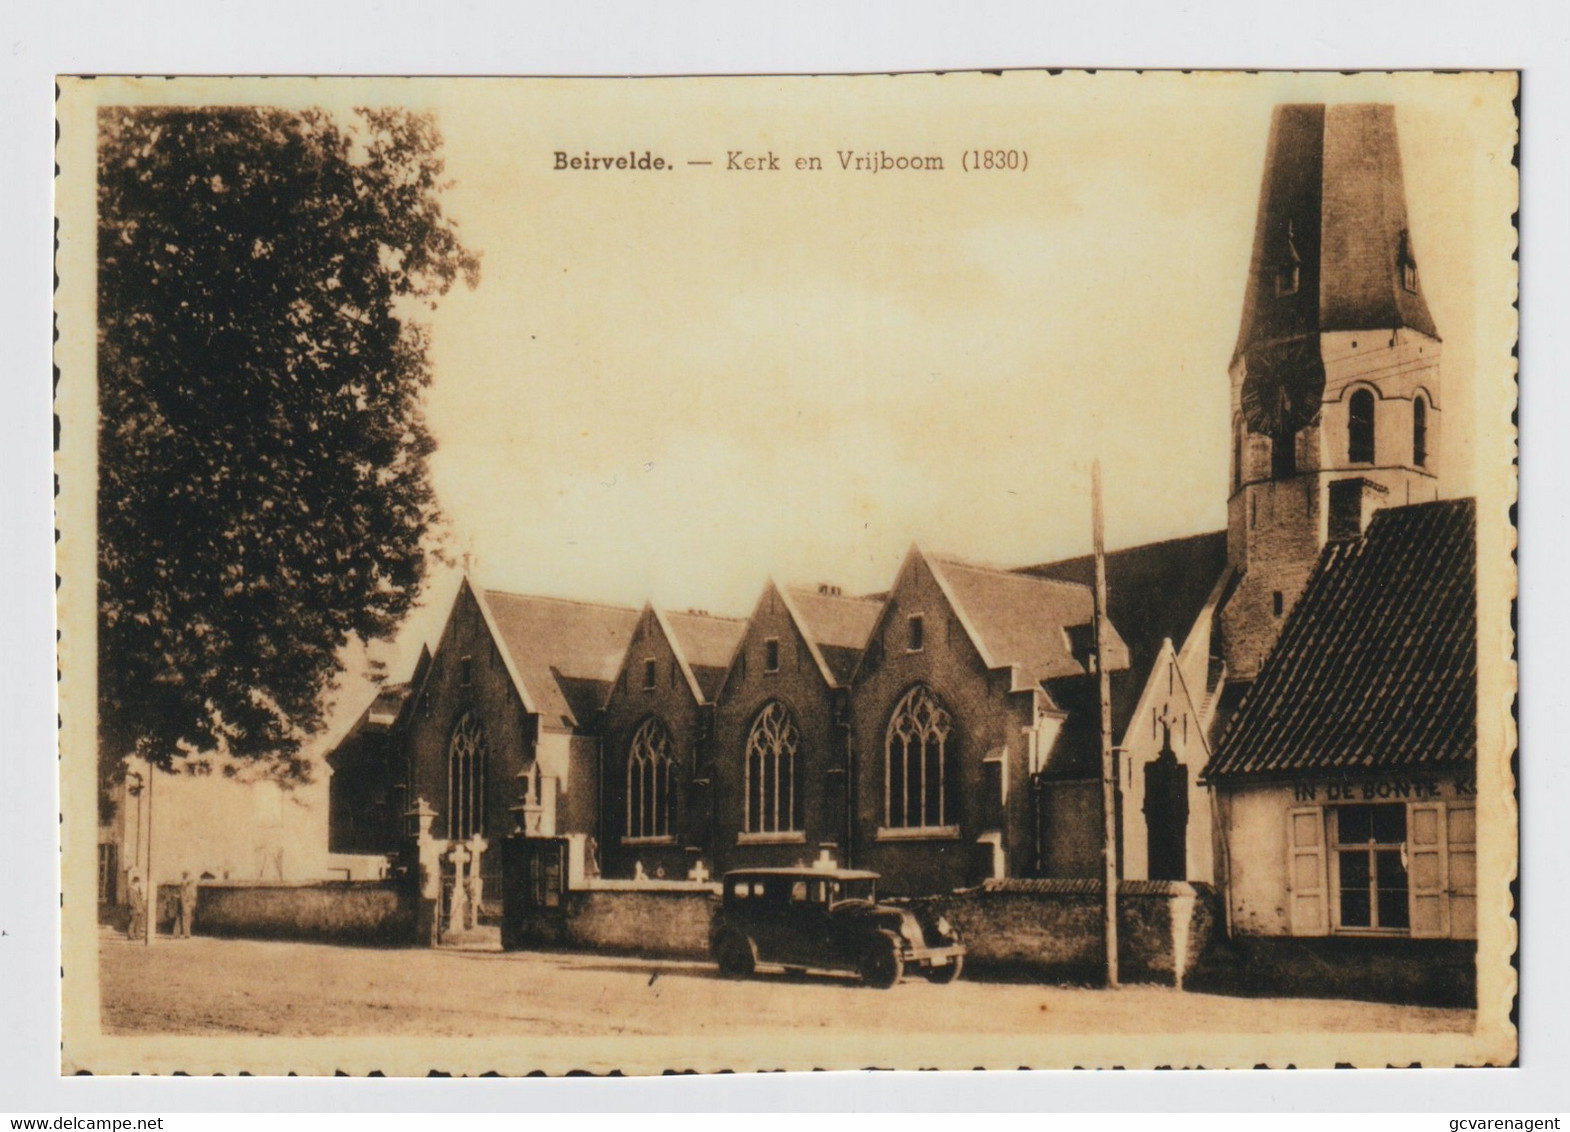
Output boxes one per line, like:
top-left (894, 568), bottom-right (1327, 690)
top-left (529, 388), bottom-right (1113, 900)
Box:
top-left (125, 872), bottom-right (145, 941)
top-left (176, 871), bottom-right (197, 938)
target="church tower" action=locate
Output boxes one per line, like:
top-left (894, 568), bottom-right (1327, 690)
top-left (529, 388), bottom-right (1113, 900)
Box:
top-left (1221, 103), bottom-right (1442, 681)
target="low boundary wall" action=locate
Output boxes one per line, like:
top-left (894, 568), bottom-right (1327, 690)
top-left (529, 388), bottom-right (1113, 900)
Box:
top-left (196, 880), bottom-right (416, 947)
top-left (503, 880), bottom-right (720, 958)
top-left (502, 873), bottom-right (1219, 985)
top-left (900, 879), bottom-right (1220, 986)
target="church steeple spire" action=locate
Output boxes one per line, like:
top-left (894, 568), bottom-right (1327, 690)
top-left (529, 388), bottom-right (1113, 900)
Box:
top-left (1221, 103), bottom-right (1443, 682)
top-left (1233, 103), bottom-right (1437, 366)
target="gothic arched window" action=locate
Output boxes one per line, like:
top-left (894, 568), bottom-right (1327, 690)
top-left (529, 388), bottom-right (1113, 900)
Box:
top-left (1348, 389), bottom-right (1376, 463)
top-left (885, 685), bottom-right (956, 830)
top-left (1413, 395), bottom-right (1428, 468)
top-left (447, 711), bottom-right (488, 840)
top-left (744, 701), bottom-right (801, 834)
top-left (626, 717), bottom-right (675, 840)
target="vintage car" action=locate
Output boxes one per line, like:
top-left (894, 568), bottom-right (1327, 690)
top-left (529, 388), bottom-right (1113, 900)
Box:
top-left (710, 867), bottom-right (965, 988)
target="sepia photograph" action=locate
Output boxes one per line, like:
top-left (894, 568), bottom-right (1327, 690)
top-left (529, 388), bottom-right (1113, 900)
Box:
top-left (52, 69), bottom-right (1519, 1077)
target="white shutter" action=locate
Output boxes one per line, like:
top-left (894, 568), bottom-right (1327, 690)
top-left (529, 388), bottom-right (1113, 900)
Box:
top-left (1407, 801), bottom-right (1449, 938)
top-left (1447, 805), bottom-right (1477, 940)
top-left (1287, 806), bottom-right (1328, 936)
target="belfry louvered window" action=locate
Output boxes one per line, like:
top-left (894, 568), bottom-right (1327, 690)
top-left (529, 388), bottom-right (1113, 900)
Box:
top-left (447, 711), bottom-right (488, 840)
top-left (626, 717), bottom-right (675, 840)
top-left (744, 701), bottom-right (802, 833)
top-left (885, 685), bottom-right (956, 829)
top-left (1348, 389), bottom-right (1376, 463)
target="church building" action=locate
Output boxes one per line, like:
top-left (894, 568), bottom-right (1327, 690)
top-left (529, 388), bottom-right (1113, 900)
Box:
top-left (325, 101), bottom-right (1480, 979)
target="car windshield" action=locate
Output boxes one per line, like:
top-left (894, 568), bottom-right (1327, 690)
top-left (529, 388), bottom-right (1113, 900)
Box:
top-left (829, 878), bottom-right (876, 904)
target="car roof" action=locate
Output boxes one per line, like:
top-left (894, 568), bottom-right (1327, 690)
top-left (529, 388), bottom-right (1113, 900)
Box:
top-left (722, 867), bottom-right (881, 882)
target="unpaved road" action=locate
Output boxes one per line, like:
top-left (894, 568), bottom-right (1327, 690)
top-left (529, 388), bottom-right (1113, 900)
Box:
top-left (98, 934), bottom-right (1472, 1041)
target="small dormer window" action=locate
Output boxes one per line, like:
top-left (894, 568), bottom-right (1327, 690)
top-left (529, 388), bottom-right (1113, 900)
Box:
top-left (1398, 228), bottom-right (1419, 294)
top-left (1274, 219), bottom-right (1301, 297)
top-left (907, 614), bottom-right (925, 652)
top-left (642, 658), bottom-right (657, 691)
top-left (764, 638), bottom-right (780, 673)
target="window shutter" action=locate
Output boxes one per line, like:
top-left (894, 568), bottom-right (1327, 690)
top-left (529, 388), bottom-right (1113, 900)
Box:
top-left (1287, 807), bottom-right (1328, 936)
top-left (1446, 805), bottom-right (1477, 940)
top-left (1407, 801), bottom-right (1450, 938)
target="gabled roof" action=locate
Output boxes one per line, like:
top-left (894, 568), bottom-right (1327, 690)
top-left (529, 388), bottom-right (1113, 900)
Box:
top-left (1013, 532), bottom-right (1230, 779)
top-left (926, 551), bottom-right (1129, 690)
top-left (1205, 499), bottom-right (1476, 782)
top-left (659, 608), bottom-right (748, 704)
top-left (1020, 530), bottom-right (1229, 686)
top-left (780, 584), bottom-right (883, 687)
top-left (325, 646), bottom-right (430, 766)
top-left (474, 585), bottom-right (641, 730)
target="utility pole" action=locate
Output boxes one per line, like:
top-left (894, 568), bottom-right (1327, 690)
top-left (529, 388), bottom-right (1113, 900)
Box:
top-left (1092, 460), bottom-right (1119, 988)
top-left (144, 765), bottom-right (155, 946)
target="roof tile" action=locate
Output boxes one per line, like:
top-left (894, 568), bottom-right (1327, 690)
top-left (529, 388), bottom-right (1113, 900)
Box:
top-left (1205, 499), bottom-right (1476, 781)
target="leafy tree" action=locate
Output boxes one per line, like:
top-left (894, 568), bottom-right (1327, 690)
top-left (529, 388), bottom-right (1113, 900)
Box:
top-left (97, 106), bottom-right (479, 778)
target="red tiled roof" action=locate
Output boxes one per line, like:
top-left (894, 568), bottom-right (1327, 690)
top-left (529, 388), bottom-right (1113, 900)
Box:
top-left (1204, 499), bottom-right (1476, 781)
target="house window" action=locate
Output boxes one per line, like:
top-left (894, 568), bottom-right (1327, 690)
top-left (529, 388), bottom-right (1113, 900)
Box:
top-left (1348, 389), bottom-right (1376, 463)
top-left (626, 717), bottom-right (675, 840)
top-left (1413, 396), bottom-right (1428, 468)
top-left (907, 614), bottom-right (925, 652)
top-left (744, 701), bottom-right (801, 834)
top-left (1272, 591), bottom-right (1284, 618)
top-left (764, 638), bottom-right (780, 673)
top-left (642, 658), bottom-right (657, 691)
top-left (884, 684), bottom-right (956, 829)
top-left (1328, 478), bottom-right (1365, 542)
top-left (459, 655), bottom-right (473, 687)
top-left (1332, 804), bottom-right (1409, 931)
top-left (447, 711), bottom-right (488, 840)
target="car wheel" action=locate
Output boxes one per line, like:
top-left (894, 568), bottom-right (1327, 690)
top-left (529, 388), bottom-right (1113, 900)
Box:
top-left (859, 932), bottom-right (905, 989)
top-left (924, 955), bottom-right (963, 984)
top-left (715, 931), bottom-right (756, 979)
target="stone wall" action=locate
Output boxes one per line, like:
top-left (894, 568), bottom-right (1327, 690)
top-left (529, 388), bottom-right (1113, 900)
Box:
top-left (195, 880), bottom-right (416, 947)
top-left (505, 881), bottom-right (719, 958)
top-left (502, 873), bottom-right (1218, 985)
top-left (900, 879), bottom-right (1220, 986)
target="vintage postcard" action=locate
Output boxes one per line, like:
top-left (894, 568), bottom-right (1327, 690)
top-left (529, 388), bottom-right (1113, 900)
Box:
top-left (54, 70), bottom-right (1518, 1075)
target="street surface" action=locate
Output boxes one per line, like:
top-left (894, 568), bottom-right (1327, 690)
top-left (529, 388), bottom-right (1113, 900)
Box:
top-left (99, 933), bottom-right (1473, 1039)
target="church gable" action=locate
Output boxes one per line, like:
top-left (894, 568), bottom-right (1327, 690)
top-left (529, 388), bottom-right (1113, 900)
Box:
top-left (401, 581), bottom-right (533, 845)
top-left (719, 581), bottom-right (822, 704)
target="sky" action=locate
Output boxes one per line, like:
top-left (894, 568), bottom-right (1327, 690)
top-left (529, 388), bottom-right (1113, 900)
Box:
top-left (96, 71), bottom-right (1513, 751)
top-left (378, 73), bottom-right (1507, 657)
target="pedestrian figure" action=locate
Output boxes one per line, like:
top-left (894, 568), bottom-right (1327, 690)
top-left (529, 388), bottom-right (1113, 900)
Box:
top-left (178, 870), bottom-right (197, 938)
top-left (125, 872), bottom-right (146, 941)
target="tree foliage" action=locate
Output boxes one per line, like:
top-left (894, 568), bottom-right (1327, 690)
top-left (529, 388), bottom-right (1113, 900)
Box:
top-left (97, 106), bottom-right (479, 775)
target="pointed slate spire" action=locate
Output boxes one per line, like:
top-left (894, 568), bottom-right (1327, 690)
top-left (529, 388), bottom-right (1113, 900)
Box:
top-left (1234, 103), bottom-right (1438, 364)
